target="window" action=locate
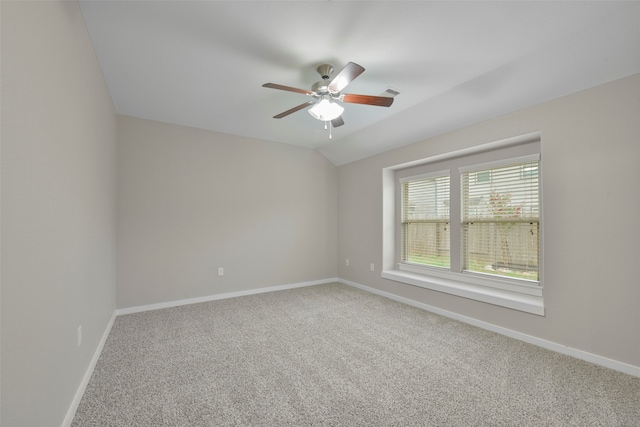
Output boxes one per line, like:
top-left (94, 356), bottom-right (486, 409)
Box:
top-left (401, 172), bottom-right (450, 268)
top-left (461, 157), bottom-right (540, 282)
top-left (382, 133), bottom-right (544, 315)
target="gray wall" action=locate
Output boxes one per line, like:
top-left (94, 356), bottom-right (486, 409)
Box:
top-left (338, 73), bottom-right (640, 368)
top-left (116, 116), bottom-right (338, 309)
top-left (1, 1), bottom-right (117, 426)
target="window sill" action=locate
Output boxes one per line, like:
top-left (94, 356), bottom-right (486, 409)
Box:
top-left (381, 269), bottom-right (544, 316)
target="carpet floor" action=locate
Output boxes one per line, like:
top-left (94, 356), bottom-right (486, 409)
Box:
top-left (72, 283), bottom-right (640, 426)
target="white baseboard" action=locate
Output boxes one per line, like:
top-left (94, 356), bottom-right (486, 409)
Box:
top-left (62, 311), bottom-right (116, 427)
top-left (339, 278), bottom-right (640, 379)
top-left (115, 278), bottom-right (339, 316)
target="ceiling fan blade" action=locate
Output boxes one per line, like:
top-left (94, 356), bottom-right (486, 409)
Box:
top-left (331, 116), bottom-right (345, 128)
top-left (262, 83), bottom-right (314, 96)
top-left (328, 62), bottom-right (365, 93)
top-left (342, 93), bottom-right (394, 107)
top-left (273, 100), bottom-right (315, 119)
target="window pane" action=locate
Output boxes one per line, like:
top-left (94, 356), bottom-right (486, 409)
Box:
top-left (402, 222), bottom-right (450, 267)
top-left (462, 161), bottom-right (539, 281)
top-left (463, 222), bottom-right (539, 280)
top-left (402, 175), bottom-right (450, 268)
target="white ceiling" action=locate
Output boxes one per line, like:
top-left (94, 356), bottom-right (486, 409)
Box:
top-left (79, 1), bottom-right (640, 165)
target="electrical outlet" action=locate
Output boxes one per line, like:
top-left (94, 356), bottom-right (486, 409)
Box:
top-left (77, 326), bottom-right (82, 347)
top-left (345, 259), bottom-right (350, 266)
top-left (217, 267), bottom-right (224, 276)
top-left (370, 263), bottom-right (375, 272)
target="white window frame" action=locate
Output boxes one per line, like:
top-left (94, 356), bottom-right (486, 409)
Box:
top-left (382, 132), bottom-right (544, 315)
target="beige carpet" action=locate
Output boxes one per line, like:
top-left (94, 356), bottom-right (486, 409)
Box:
top-left (72, 283), bottom-right (640, 426)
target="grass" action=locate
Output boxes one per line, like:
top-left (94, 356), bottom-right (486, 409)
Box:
top-left (406, 254), bottom-right (450, 268)
top-left (405, 254), bottom-right (538, 281)
top-left (467, 259), bottom-right (538, 281)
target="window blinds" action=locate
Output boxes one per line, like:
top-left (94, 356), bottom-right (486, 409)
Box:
top-left (401, 174), bottom-right (450, 268)
top-left (461, 158), bottom-right (540, 281)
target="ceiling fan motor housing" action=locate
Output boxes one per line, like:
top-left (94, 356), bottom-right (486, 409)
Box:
top-left (311, 81), bottom-right (331, 96)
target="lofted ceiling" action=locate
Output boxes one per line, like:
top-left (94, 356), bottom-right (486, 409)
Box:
top-left (79, 1), bottom-right (640, 165)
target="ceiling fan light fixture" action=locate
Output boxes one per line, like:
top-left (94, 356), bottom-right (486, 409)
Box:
top-left (308, 98), bottom-right (344, 122)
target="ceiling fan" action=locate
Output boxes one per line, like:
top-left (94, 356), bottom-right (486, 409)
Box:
top-left (262, 62), bottom-right (394, 135)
